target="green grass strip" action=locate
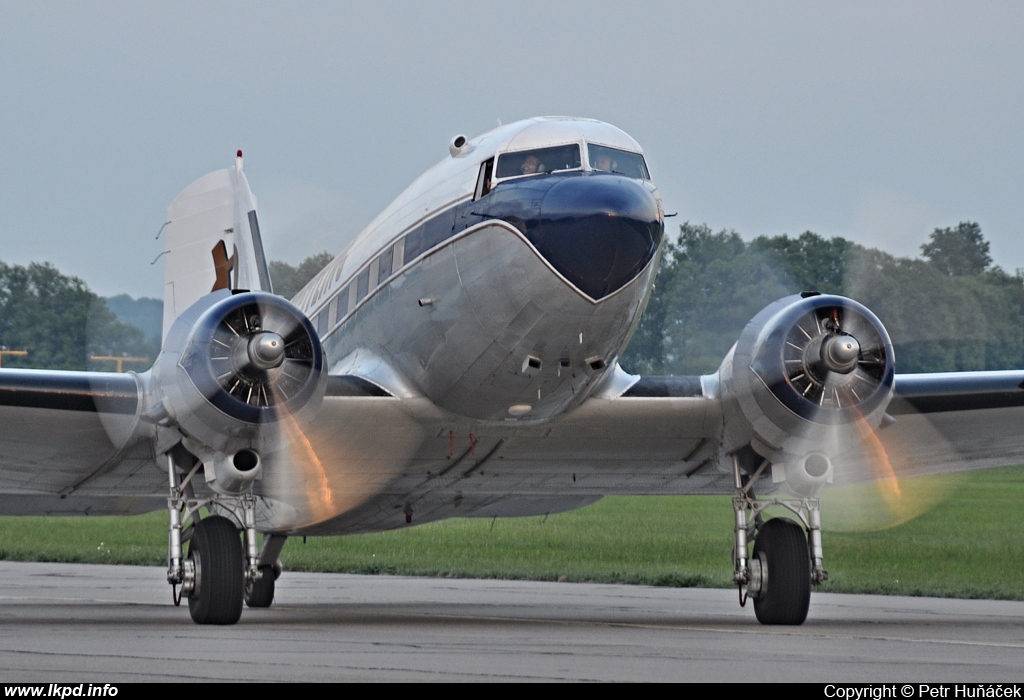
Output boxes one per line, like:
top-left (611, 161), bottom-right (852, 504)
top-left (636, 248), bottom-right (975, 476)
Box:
top-left (0, 465), bottom-right (1020, 599)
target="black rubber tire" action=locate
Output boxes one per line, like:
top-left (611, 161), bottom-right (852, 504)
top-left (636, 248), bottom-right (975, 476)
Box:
top-left (187, 516), bottom-right (244, 625)
top-left (244, 564), bottom-right (276, 608)
top-left (752, 518), bottom-right (811, 625)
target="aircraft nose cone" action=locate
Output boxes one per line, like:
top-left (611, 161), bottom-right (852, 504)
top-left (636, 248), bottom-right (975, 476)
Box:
top-left (531, 175), bottom-right (663, 300)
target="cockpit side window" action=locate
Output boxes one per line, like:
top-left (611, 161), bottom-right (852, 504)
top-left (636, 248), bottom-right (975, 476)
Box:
top-left (588, 144), bottom-right (649, 180)
top-left (473, 157), bottom-right (494, 200)
top-left (494, 144), bottom-right (582, 179)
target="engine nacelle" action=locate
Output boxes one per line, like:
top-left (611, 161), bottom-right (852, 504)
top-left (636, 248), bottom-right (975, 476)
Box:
top-left (152, 291), bottom-right (327, 493)
top-left (717, 293), bottom-right (895, 496)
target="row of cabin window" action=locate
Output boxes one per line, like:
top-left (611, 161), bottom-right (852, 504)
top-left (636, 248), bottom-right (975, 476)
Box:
top-left (312, 203), bottom-right (463, 337)
top-left (308, 199), bottom-right (462, 316)
top-left (313, 237), bottom-right (407, 338)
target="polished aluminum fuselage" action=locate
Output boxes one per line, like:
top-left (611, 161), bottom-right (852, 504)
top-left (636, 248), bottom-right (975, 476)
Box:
top-left (255, 118), bottom-right (668, 533)
top-left (324, 220), bottom-right (657, 423)
top-left (295, 118), bottom-right (663, 424)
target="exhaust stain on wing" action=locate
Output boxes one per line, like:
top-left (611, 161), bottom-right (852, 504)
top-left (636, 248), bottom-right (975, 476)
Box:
top-left (278, 410), bottom-right (337, 524)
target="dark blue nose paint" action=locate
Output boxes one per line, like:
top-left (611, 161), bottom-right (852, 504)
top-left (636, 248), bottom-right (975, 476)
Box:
top-left (468, 173), bottom-right (663, 299)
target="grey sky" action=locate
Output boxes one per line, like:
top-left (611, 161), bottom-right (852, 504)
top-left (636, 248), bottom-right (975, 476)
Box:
top-left (1, 1), bottom-right (1020, 298)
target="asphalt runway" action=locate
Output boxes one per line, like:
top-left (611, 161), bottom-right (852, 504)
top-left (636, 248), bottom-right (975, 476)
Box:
top-left (0, 561), bottom-right (1021, 682)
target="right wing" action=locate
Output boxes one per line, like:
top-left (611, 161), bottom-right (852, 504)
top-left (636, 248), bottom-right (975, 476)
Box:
top-left (0, 369), bottom-right (160, 515)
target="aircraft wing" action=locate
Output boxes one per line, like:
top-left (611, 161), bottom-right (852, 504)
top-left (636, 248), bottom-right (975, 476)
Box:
top-left (466, 370), bottom-right (1024, 494)
top-left (0, 365), bottom-right (719, 526)
top-left (4, 366), bottom-right (1024, 522)
top-left (880, 370), bottom-right (1024, 479)
top-left (264, 369), bottom-right (1024, 534)
top-left (0, 369), bottom-right (160, 515)
top-left (254, 377), bottom-right (721, 535)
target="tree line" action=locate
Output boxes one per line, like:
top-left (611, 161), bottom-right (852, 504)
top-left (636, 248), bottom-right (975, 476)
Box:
top-left (0, 262), bottom-right (156, 371)
top-left (3, 222), bottom-right (1021, 375)
top-left (0, 253), bottom-right (340, 371)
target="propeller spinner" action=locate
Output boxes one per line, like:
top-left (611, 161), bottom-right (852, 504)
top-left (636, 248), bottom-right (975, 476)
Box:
top-left (208, 300), bottom-right (318, 410)
top-left (781, 304), bottom-right (889, 410)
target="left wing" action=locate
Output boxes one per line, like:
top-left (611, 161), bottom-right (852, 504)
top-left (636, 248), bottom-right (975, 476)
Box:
top-left (881, 370), bottom-right (1024, 478)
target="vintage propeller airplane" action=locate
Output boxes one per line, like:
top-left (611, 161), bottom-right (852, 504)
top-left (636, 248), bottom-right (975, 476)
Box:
top-left (2, 117), bottom-right (1023, 625)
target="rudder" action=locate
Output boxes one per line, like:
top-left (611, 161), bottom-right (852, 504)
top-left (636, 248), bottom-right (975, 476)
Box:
top-left (162, 151), bottom-right (272, 340)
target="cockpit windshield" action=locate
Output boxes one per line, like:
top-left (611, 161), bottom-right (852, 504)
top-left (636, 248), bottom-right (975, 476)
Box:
top-left (588, 144), bottom-right (649, 180)
top-left (495, 144), bottom-right (582, 179)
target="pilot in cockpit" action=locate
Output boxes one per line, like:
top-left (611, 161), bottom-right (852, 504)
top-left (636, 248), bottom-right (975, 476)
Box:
top-left (521, 154), bottom-right (540, 175)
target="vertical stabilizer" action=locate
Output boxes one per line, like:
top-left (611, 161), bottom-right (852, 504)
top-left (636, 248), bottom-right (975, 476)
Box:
top-left (162, 152), bottom-right (273, 339)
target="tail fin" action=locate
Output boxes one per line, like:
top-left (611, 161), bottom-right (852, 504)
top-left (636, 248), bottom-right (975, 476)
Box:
top-left (162, 151), bottom-right (273, 340)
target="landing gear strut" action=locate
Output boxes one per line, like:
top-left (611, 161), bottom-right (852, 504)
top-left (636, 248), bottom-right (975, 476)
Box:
top-left (165, 452), bottom-right (269, 624)
top-left (731, 455), bottom-right (825, 625)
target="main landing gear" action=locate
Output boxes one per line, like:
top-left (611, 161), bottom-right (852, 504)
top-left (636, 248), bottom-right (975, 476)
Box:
top-left (164, 452), bottom-right (284, 624)
top-left (730, 455), bottom-right (825, 625)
